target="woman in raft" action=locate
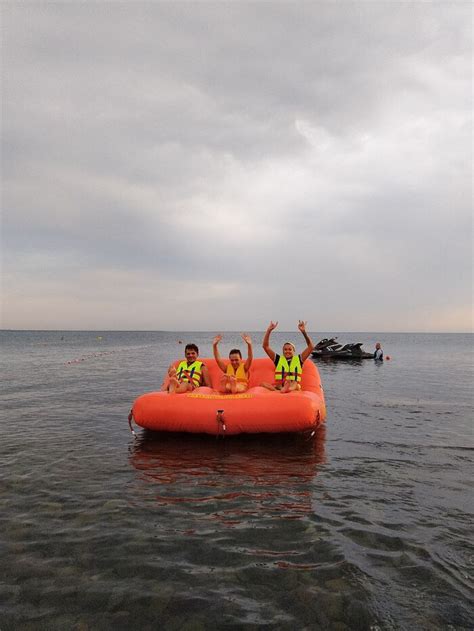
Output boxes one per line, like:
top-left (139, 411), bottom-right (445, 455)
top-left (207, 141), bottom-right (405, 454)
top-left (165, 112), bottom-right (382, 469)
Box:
top-left (261, 320), bottom-right (314, 393)
top-left (212, 333), bottom-right (253, 394)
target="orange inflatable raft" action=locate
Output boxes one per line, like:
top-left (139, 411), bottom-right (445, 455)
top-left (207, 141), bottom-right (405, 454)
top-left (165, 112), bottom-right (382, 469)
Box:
top-left (130, 358), bottom-right (326, 436)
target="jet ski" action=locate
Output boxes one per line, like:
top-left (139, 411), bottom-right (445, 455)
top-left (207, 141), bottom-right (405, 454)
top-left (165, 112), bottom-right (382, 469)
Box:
top-left (311, 338), bottom-right (374, 360)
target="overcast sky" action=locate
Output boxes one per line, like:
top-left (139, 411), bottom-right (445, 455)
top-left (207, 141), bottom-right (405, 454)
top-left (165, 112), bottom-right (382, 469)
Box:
top-left (2, 2), bottom-right (472, 332)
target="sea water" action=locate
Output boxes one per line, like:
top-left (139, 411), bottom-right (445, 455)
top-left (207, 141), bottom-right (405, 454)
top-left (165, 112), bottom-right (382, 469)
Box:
top-left (1, 331), bottom-right (472, 630)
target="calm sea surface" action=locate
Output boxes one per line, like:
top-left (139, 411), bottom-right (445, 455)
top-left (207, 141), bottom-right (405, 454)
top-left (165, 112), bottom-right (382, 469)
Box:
top-left (1, 331), bottom-right (472, 630)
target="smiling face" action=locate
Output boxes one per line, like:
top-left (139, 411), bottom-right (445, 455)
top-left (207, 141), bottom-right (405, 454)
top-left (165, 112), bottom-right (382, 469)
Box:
top-left (185, 347), bottom-right (198, 363)
top-left (229, 351), bottom-right (242, 369)
top-left (282, 343), bottom-right (295, 359)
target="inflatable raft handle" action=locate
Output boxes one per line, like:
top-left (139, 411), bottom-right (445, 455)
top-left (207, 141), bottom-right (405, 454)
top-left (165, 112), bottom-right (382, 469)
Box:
top-left (128, 409), bottom-right (138, 439)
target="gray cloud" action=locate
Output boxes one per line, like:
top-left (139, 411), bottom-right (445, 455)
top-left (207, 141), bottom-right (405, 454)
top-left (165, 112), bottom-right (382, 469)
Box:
top-left (2, 2), bottom-right (472, 331)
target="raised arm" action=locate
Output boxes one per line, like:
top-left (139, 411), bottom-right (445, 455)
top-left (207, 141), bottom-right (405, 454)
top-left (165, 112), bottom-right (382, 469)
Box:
top-left (242, 333), bottom-right (253, 371)
top-left (298, 320), bottom-right (314, 362)
top-left (212, 334), bottom-right (227, 372)
top-left (262, 321), bottom-right (278, 361)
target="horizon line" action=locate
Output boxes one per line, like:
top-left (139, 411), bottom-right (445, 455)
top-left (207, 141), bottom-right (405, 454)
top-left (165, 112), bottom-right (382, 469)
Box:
top-left (1, 328), bottom-right (472, 334)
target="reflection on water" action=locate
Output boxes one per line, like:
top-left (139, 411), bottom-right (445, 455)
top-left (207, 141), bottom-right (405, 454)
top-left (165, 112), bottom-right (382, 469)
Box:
top-left (130, 428), bottom-right (326, 520)
top-left (313, 357), bottom-right (370, 366)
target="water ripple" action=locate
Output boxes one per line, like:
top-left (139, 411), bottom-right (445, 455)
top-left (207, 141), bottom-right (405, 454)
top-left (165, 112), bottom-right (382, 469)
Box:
top-left (1, 330), bottom-right (473, 629)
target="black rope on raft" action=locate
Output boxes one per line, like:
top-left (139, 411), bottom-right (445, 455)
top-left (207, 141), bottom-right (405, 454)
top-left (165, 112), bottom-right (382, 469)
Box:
top-left (304, 410), bottom-right (320, 441)
top-left (128, 410), bottom-right (137, 439)
top-left (216, 409), bottom-right (226, 439)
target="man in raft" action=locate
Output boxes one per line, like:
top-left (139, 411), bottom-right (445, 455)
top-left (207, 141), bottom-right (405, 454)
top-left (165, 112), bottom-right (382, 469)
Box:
top-left (212, 333), bottom-right (253, 394)
top-left (164, 343), bottom-right (211, 393)
top-left (261, 321), bottom-right (314, 393)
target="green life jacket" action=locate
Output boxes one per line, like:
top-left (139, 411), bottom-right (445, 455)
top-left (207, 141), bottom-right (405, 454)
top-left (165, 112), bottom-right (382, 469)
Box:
top-left (176, 360), bottom-right (203, 387)
top-left (274, 354), bottom-right (303, 383)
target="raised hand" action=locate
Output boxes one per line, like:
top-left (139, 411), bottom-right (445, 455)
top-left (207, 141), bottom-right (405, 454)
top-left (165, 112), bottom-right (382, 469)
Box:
top-left (241, 333), bottom-right (252, 345)
top-left (262, 322), bottom-right (277, 360)
top-left (298, 320), bottom-right (307, 333)
top-left (213, 334), bottom-right (222, 345)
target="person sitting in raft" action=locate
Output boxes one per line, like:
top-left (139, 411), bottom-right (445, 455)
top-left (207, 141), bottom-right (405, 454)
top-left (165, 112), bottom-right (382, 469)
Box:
top-left (374, 342), bottom-right (384, 361)
top-left (261, 320), bottom-right (314, 393)
top-left (212, 333), bottom-right (253, 394)
top-left (164, 343), bottom-right (211, 394)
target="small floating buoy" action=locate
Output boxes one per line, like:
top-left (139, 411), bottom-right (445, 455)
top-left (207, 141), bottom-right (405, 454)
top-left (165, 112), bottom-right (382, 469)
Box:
top-left (386, 356), bottom-right (391, 360)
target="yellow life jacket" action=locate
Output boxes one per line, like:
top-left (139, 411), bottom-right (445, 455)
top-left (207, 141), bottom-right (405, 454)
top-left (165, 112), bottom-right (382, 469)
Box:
top-left (176, 360), bottom-right (203, 387)
top-left (274, 354), bottom-right (303, 383)
top-left (226, 362), bottom-right (249, 384)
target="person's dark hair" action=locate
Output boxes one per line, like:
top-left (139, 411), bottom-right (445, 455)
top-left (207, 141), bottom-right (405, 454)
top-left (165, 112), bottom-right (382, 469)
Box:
top-left (229, 348), bottom-right (242, 358)
top-left (185, 343), bottom-right (199, 354)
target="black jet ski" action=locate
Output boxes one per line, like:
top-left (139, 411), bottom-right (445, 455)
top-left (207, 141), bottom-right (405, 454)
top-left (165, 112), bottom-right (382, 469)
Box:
top-left (311, 337), bottom-right (374, 360)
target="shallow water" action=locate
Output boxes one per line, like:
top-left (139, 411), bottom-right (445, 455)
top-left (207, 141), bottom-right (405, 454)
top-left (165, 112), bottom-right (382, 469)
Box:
top-left (1, 331), bottom-right (473, 630)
